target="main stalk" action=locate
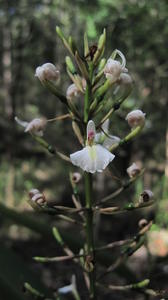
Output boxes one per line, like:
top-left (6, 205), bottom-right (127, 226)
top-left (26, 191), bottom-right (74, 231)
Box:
top-left (84, 172), bottom-right (96, 299)
top-left (84, 61), bottom-right (96, 299)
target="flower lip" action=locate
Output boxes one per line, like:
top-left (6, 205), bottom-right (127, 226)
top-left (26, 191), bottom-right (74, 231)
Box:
top-left (70, 145), bottom-right (115, 173)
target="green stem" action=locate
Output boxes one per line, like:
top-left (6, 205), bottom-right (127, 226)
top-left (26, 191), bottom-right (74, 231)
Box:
top-left (83, 60), bottom-right (96, 299)
top-left (84, 63), bottom-right (93, 123)
top-left (84, 172), bottom-right (96, 299)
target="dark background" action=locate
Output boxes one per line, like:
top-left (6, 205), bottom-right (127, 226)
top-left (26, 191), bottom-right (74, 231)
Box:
top-left (0, 0), bottom-right (168, 299)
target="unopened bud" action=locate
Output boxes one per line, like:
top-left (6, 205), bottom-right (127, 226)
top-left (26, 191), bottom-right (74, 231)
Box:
top-left (84, 255), bottom-right (94, 272)
top-left (29, 189), bottom-right (46, 205)
top-left (66, 83), bottom-right (81, 101)
top-left (65, 56), bottom-right (76, 74)
top-left (35, 63), bottom-right (60, 83)
top-left (126, 109), bottom-right (146, 128)
top-left (72, 172), bottom-right (81, 184)
top-left (138, 219), bottom-right (148, 229)
top-left (127, 162), bottom-right (141, 178)
top-left (139, 190), bottom-right (154, 204)
top-left (104, 59), bottom-right (123, 83)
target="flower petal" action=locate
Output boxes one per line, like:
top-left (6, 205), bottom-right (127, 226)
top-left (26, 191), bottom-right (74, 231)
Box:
top-left (102, 119), bottom-right (109, 132)
top-left (103, 135), bottom-right (120, 149)
top-left (87, 120), bottom-right (96, 141)
top-left (58, 284), bottom-right (73, 294)
top-left (15, 116), bottom-right (28, 128)
top-left (70, 145), bottom-right (115, 173)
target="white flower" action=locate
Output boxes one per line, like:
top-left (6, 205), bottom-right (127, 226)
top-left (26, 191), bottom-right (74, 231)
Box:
top-left (70, 120), bottom-right (115, 173)
top-left (127, 162), bottom-right (141, 178)
top-left (104, 50), bottom-right (128, 83)
top-left (58, 275), bottom-right (77, 295)
top-left (126, 109), bottom-right (146, 128)
top-left (95, 119), bottom-right (120, 150)
top-left (15, 116), bottom-right (46, 136)
top-left (66, 83), bottom-right (81, 101)
top-left (35, 63), bottom-right (60, 83)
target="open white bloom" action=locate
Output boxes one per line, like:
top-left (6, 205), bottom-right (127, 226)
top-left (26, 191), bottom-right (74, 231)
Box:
top-left (66, 83), bottom-right (81, 101)
top-left (15, 116), bottom-right (46, 136)
top-left (126, 109), bottom-right (146, 128)
top-left (95, 119), bottom-right (120, 150)
top-left (58, 275), bottom-right (77, 295)
top-left (104, 50), bottom-right (128, 83)
top-left (70, 120), bottom-right (115, 173)
top-left (35, 63), bottom-right (60, 83)
top-left (127, 162), bottom-right (141, 178)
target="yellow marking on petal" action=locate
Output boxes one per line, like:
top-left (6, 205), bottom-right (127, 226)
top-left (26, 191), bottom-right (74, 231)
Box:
top-left (88, 146), bottom-right (97, 160)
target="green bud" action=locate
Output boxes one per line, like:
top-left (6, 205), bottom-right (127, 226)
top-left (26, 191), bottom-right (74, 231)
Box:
top-left (68, 36), bottom-right (78, 54)
top-left (84, 32), bottom-right (89, 57)
top-left (132, 279), bottom-right (150, 289)
top-left (93, 28), bottom-right (106, 64)
top-left (52, 226), bottom-right (64, 246)
top-left (93, 58), bottom-right (106, 85)
top-left (75, 51), bottom-right (89, 81)
top-left (66, 56), bottom-right (76, 74)
top-left (24, 282), bottom-right (44, 298)
top-left (56, 26), bottom-right (74, 56)
top-left (110, 49), bottom-right (117, 59)
top-left (98, 58), bottom-right (106, 72)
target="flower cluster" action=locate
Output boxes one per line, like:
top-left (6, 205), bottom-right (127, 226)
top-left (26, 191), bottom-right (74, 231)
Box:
top-left (17, 28), bottom-right (154, 300)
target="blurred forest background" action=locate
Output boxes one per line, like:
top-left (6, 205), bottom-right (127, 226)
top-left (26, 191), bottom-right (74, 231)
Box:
top-left (0, 0), bottom-right (168, 299)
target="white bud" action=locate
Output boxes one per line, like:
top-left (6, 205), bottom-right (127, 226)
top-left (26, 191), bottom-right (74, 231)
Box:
top-left (35, 63), bottom-right (60, 83)
top-left (139, 190), bottom-right (154, 204)
top-left (29, 189), bottom-right (46, 205)
top-left (72, 172), bottom-right (82, 183)
top-left (66, 83), bottom-right (81, 101)
top-left (138, 219), bottom-right (148, 228)
top-left (126, 109), bottom-right (146, 128)
top-left (127, 162), bottom-right (141, 178)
